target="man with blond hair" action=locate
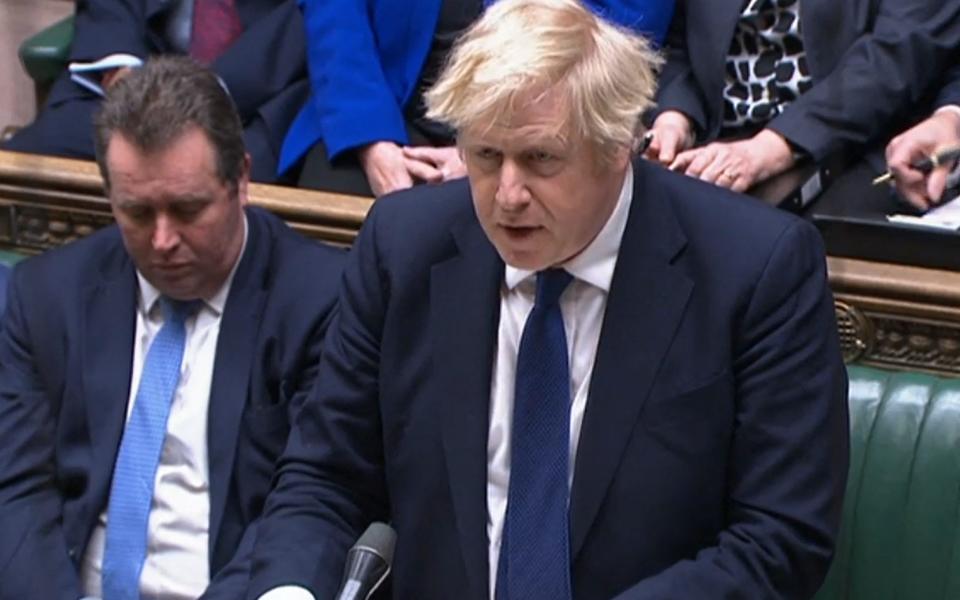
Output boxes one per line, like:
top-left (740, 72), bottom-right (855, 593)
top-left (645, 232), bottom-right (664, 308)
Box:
top-left (248, 1), bottom-right (848, 598)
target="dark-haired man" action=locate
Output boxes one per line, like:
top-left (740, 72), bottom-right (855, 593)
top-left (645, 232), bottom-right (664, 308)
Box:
top-left (0, 56), bottom-right (344, 599)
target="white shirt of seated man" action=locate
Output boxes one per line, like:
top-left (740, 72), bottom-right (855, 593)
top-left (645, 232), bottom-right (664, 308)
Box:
top-left (81, 217), bottom-right (247, 600)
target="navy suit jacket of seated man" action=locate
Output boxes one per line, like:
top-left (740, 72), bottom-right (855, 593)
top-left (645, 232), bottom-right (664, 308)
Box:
top-left (0, 57), bottom-right (344, 600)
top-left (248, 1), bottom-right (850, 599)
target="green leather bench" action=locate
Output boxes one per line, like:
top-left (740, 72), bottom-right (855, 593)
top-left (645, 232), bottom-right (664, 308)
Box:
top-left (0, 251), bottom-right (24, 268)
top-left (815, 365), bottom-right (960, 599)
top-left (18, 16), bottom-right (74, 108)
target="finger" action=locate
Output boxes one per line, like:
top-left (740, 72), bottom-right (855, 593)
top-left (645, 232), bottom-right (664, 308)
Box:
top-left (893, 170), bottom-right (932, 210)
top-left (730, 173), bottom-right (754, 194)
top-left (927, 168), bottom-right (950, 204)
top-left (642, 137), bottom-right (661, 161)
top-left (441, 157), bottom-right (468, 180)
top-left (405, 157), bottom-right (443, 183)
top-left (658, 133), bottom-right (682, 165)
top-left (669, 148), bottom-right (698, 172)
top-left (684, 148), bottom-right (718, 178)
top-left (699, 156), bottom-right (732, 185)
top-left (402, 146), bottom-right (443, 164)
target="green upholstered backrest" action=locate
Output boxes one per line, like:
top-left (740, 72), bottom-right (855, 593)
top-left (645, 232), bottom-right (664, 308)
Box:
top-left (0, 250), bottom-right (25, 267)
top-left (18, 16), bottom-right (74, 87)
top-left (814, 365), bottom-right (960, 600)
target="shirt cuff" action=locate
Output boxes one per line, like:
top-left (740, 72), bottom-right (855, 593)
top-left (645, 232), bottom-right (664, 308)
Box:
top-left (257, 586), bottom-right (316, 600)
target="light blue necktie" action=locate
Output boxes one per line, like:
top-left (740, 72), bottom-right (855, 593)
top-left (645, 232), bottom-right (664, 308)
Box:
top-left (496, 269), bottom-right (574, 600)
top-left (101, 297), bottom-right (200, 600)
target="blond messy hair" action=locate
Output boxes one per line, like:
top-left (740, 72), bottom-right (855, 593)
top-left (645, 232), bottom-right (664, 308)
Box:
top-left (425, 0), bottom-right (663, 162)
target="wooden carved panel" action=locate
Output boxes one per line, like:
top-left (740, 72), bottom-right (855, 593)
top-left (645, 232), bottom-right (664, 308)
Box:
top-left (6, 151), bottom-right (960, 376)
top-left (0, 150), bottom-right (372, 253)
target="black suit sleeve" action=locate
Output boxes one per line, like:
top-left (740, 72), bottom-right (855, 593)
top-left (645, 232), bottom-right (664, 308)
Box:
top-left (614, 221), bottom-right (849, 599)
top-left (767, 1), bottom-right (960, 161)
top-left (936, 64), bottom-right (960, 109)
top-left (647, 0), bottom-right (709, 134)
top-left (0, 267), bottom-right (82, 600)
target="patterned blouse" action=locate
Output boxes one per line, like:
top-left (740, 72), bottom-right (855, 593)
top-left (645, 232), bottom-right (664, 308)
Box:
top-left (721, 0), bottom-right (813, 132)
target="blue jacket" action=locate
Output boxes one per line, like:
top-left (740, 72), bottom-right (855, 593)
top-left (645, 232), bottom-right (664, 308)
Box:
top-left (278, 0), bottom-right (674, 174)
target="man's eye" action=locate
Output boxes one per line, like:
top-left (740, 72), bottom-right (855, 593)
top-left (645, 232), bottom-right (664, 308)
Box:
top-left (475, 148), bottom-right (501, 161)
top-left (530, 151), bottom-right (556, 162)
top-left (173, 202), bottom-right (206, 220)
top-left (124, 206), bottom-right (151, 221)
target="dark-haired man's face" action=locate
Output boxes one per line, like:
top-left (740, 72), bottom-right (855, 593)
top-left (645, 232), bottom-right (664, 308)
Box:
top-left (106, 127), bottom-right (248, 300)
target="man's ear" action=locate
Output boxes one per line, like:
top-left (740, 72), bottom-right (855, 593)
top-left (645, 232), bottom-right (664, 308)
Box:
top-left (237, 153), bottom-right (252, 206)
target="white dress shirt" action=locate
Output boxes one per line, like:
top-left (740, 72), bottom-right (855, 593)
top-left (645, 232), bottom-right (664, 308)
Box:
top-left (258, 167), bottom-right (634, 600)
top-left (935, 105), bottom-right (960, 186)
top-left (81, 217), bottom-right (247, 600)
top-left (485, 165), bottom-right (633, 598)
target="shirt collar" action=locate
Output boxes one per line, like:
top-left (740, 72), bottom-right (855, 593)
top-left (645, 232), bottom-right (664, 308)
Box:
top-left (137, 213), bottom-right (249, 318)
top-left (504, 164), bottom-right (633, 293)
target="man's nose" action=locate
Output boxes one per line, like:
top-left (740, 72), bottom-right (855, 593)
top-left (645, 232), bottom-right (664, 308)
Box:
top-left (152, 214), bottom-right (181, 253)
top-left (495, 161), bottom-right (531, 210)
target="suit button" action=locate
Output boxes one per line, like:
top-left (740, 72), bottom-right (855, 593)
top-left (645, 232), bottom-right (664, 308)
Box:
top-left (68, 547), bottom-right (77, 558)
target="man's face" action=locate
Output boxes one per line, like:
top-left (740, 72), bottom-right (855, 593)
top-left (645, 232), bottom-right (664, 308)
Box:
top-left (106, 127), bottom-right (248, 300)
top-left (460, 88), bottom-right (630, 270)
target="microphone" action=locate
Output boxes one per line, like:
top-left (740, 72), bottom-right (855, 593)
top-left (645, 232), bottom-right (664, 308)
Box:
top-left (334, 522), bottom-right (397, 600)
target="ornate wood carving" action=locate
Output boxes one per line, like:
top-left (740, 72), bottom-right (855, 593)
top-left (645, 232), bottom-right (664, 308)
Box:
top-left (0, 150), bottom-right (372, 253)
top-left (829, 257), bottom-right (960, 376)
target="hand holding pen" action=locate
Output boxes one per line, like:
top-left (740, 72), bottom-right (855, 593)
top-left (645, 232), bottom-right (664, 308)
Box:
top-left (881, 109), bottom-right (960, 211)
top-left (873, 146), bottom-right (960, 185)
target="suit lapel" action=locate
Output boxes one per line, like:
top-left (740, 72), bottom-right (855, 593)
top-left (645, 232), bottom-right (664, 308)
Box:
top-left (207, 210), bottom-right (268, 557)
top-left (432, 215), bottom-right (503, 600)
top-left (569, 163), bottom-right (692, 561)
top-left (82, 243), bottom-right (138, 510)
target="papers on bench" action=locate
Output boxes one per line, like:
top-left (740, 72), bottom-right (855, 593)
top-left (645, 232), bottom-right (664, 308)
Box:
top-left (68, 54), bottom-right (144, 97)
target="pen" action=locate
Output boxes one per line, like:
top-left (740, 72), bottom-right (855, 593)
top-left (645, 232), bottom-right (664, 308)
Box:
top-left (637, 131), bottom-right (655, 154)
top-left (873, 146), bottom-right (960, 185)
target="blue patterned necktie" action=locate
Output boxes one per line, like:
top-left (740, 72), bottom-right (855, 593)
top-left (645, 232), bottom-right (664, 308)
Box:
top-left (497, 269), bottom-right (574, 600)
top-left (102, 297), bottom-right (201, 599)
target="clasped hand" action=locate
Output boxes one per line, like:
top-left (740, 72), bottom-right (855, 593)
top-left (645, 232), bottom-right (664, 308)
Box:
top-left (644, 110), bottom-right (795, 193)
top-left (360, 141), bottom-right (467, 197)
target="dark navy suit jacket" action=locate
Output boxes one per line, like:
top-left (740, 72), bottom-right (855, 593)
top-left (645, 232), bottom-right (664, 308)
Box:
top-left (0, 264), bottom-right (8, 317)
top-left (0, 207), bottom-right (344, 599)
top-left (279, 0), bottom-right (675, 173)
top-left (938, 65), bottom-right (960, 108)
top-left (655, 0), bottom-right (960, 163)
top-left (248, 161), bottom-right (849, 599)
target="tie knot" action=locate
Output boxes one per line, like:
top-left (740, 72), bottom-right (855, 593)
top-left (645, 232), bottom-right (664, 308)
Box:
top-left (159, 297), bottom-right (204, 324)
top-left (535, 269), bottom-right (572, 308)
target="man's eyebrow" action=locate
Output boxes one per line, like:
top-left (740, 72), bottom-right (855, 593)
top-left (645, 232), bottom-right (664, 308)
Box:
top-left (171, 195), bottom-right (213, 205)
top-left (113, 197), bottom-right (145, 209)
